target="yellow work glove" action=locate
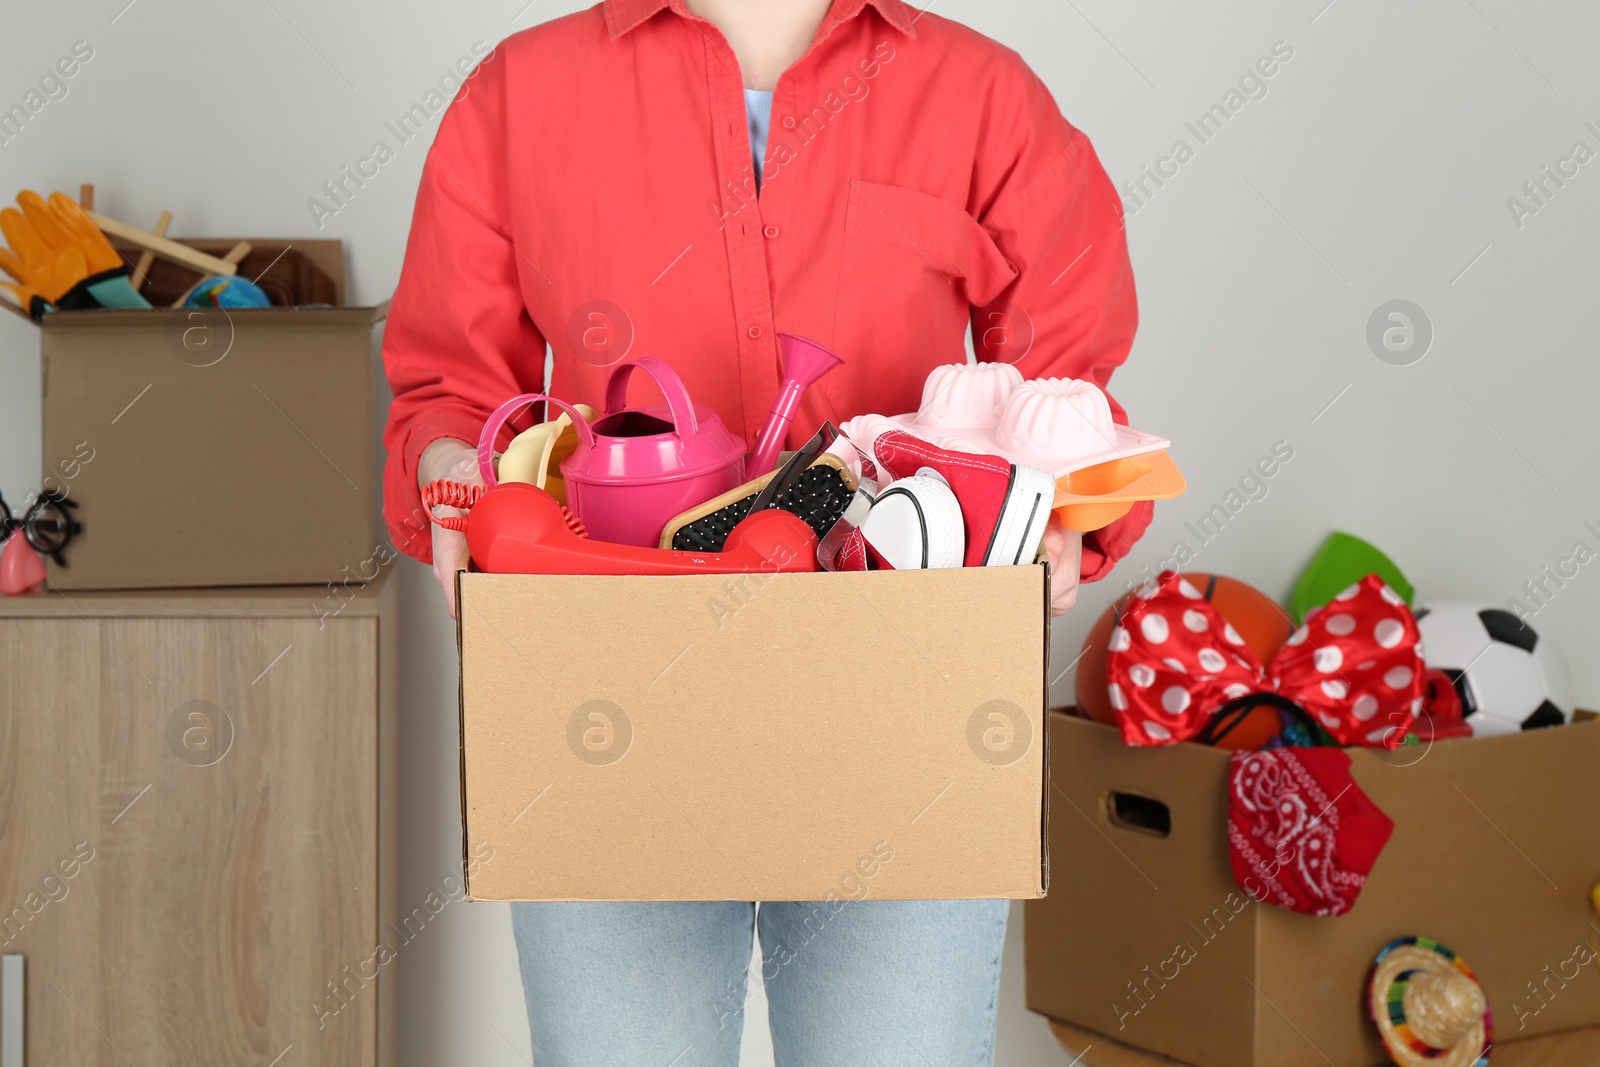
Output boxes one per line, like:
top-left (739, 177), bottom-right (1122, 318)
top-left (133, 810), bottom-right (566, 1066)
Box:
top-left (0, 190), bottom-right (149, 320)
top-left (0, 279), bottom-right (53, 320)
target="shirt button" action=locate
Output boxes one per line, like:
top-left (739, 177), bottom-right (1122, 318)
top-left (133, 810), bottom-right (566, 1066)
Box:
top-left (781, 116), bottom-right (797, 130)
top-left (763, 225), bottom-right (780, 239)
top-left (748, 326), bottom-right (763, 339)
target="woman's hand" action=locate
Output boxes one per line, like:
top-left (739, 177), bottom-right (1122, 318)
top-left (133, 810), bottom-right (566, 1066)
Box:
top-left (1041, 513), bottom-right (1082, 617)
top-left (418, 437), bottom-right (482, 619)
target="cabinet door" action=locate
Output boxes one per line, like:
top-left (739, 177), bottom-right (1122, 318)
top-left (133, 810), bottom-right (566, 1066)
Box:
top-left (0, 613), bottom-right (378, 1065)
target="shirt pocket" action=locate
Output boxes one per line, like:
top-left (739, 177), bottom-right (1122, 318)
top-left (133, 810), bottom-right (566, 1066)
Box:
top-left (829, 180), bottom-right (1019, 419)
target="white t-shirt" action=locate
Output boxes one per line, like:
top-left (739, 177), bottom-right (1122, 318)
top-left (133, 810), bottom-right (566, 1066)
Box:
top-left (745, 88), bottom-right (773, 191)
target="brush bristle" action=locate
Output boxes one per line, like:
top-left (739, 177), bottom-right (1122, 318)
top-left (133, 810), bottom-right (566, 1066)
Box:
top-left (671, 465), bottom-right (851, 551)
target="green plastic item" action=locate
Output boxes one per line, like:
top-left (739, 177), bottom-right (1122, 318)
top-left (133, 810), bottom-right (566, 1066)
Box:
top-left (1290, 531), bottom-right (1414, 625)
top-left (85, 273), bottom-right (153, 310)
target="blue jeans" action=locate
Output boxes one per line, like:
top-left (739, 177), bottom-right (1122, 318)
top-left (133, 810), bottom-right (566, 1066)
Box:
top-left (510, 899), bottom-right (1009, 1067)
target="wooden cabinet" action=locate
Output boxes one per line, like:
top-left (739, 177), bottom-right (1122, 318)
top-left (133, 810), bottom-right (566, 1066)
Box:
top-left (0, 578), bottom-right (396, 1065)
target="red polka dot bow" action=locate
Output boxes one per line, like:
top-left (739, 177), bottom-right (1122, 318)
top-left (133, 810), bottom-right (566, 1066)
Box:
top-left (1106, 571), bottom-right (1425, 749)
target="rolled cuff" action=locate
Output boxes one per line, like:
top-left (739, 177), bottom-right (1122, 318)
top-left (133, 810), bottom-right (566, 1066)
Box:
top-left (384, 407), bottom-right (486, 565)
top-left (1079, 499), bottom-right (1153, 583)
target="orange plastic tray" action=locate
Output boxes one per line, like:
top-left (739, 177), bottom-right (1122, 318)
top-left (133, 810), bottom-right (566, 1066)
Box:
top-left (1052, 449), bottom-right (1185, 532)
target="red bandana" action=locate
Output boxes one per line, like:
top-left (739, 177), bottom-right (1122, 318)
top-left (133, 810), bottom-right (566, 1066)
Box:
top-left (1228, 747), bottom-right (1394, 916)
top-left (1106, 571), bottom-right (1424, 748)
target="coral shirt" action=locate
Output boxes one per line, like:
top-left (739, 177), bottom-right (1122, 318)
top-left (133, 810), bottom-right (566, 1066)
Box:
top-left (382, 0), bottom-right (1150, 577)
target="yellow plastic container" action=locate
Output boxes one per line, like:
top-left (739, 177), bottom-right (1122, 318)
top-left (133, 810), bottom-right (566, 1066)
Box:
top-left (495, 403), bottom-right (596, 504)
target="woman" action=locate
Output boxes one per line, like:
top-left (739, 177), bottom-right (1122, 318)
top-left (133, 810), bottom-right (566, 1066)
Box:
top-left (383, 1), bottom-right (1149, 1063)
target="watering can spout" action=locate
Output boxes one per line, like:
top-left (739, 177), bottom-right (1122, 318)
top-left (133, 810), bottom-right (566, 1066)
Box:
top-left (778, 333), bottom-right (844, 391)
top-left (747, 334), bottom-right (843, 477)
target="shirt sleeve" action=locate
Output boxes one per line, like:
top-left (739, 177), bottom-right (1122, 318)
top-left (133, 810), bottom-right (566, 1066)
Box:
top-left (381, 49), bottom-right (547, 564)
top-left (969, 53), bottom-right (1150, 583)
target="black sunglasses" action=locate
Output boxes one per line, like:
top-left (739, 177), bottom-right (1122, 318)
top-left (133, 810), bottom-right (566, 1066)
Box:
top-left (1, 488), bottom-right (82, 567)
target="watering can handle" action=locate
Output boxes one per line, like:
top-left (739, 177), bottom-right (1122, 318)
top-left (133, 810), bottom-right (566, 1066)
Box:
top-left (477, 393), bottom-right (595, 488)
top-left (603, 358), bottom-right (701, 438)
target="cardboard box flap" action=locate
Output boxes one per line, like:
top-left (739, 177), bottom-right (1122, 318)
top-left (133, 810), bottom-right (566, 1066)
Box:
top-left (1039, 560), bottom-right (1052, 896)
top-left (40, 305), bottom-right (388, 331)
top-left (175, 236), bottom-right (347, 303)
top-left (455, 569), bottom-right (472, 890)
top-left (34, 236), bottom-right (388, 317)
top-left (0, 290), bottom-right (30, 322)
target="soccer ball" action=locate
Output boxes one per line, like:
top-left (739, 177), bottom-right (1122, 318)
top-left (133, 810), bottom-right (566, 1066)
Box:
top-left (1414, 602), bottom-right (1572, 737)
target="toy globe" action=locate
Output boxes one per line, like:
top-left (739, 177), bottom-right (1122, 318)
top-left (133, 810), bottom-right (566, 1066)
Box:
top-left (184, 275), bottom-right (272, 309)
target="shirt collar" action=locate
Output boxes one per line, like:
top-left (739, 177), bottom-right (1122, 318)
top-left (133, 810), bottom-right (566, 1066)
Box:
top-left (606, 0), bottom-right (917, 40)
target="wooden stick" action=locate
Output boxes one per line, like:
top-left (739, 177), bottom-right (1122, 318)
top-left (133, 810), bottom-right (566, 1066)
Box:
top-left (130, 210), bottom-right (172, 293)
top-left (0, 286), bottom-right (33, 322)
top-left (169, 252), bottom-right (249, 308)
top-left (170, 279), bottom-right (205, 309)
top-left (86, 210), bottom-right (238, 277)
top-left (78, 184), bottom-right (94, 211)
top-left (167, 241), bottom-right (258, 306)
top-left (164, 240), bottom-right (251, 307)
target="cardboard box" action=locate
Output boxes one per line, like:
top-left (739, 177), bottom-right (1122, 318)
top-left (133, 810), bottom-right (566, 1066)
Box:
top-left (1026, 711), bottom-right (1600, 1067)
top-left (38, 238), bottom-right (384, 590)
top-left (456, 566), bottom-right (1049, 902)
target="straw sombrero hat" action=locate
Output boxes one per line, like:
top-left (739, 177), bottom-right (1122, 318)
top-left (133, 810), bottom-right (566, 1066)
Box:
top-left (1590, 884), bottom-right (1600, 966)
top-left (1367, 937), bottom-right (1492, 1067)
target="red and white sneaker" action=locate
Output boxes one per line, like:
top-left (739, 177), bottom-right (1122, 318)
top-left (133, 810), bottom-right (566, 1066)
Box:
top-left (859, 468), bottom-right (966, 570)
top-left (871, 429), bottom-right (1055, 568)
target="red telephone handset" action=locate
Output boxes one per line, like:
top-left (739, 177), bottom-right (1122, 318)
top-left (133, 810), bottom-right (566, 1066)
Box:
top-left (466, 482), bottom-right (819, 576)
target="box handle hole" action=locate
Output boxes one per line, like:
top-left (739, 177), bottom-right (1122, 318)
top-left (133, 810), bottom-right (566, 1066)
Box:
top-left (1107, 791), bottom-right (1171, 837)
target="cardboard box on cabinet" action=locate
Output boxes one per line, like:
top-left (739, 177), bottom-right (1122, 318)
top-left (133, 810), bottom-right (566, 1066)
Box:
top-left (1025, 710), bottom-right (1600, 1067)
top-left (38, 238), bottom-right (384, 590)
top-left (455, 565), bottom-right (1050, 903)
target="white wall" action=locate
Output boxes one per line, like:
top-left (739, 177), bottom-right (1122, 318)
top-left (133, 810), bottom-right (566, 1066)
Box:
top-left (4, 2), bottom-right (1596, 1064)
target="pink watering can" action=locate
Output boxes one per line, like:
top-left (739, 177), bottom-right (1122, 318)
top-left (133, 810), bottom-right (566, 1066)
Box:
top-left (479, 358), bottom-right (746, 547)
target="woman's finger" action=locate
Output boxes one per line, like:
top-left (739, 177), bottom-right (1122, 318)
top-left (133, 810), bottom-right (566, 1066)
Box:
top-left (434, 525), bottom-right (469, 618)
top-left (1042, 514), bottom-right (1082, 616)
